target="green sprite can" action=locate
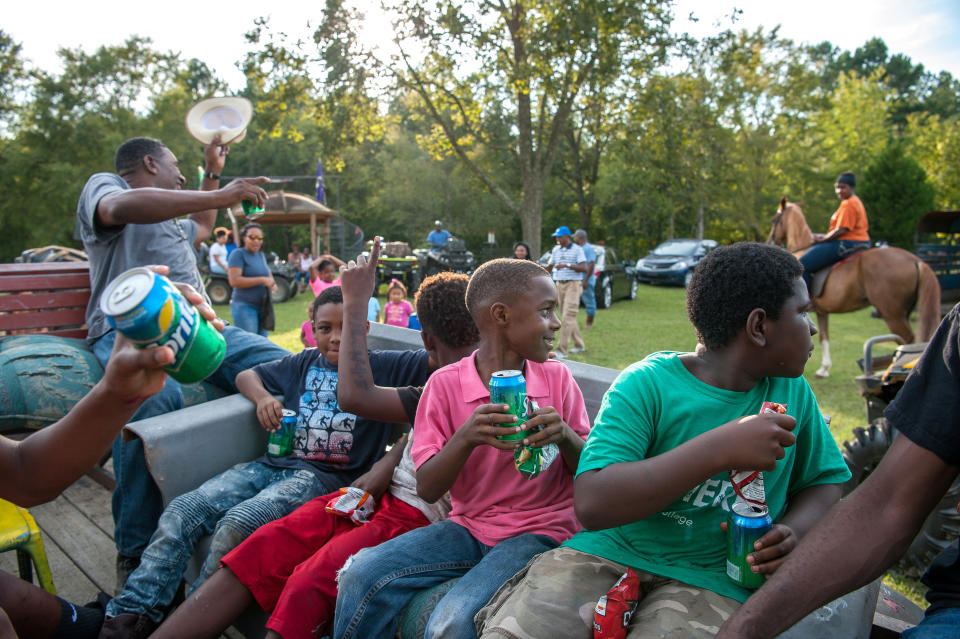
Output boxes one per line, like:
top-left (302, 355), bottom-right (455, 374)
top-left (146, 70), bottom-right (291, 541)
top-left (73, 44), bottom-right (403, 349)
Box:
top-left (267, 409), bottom-right (297, 457)
top-left (489, 370), bottom-right (529, 441)
top-left (100, 267), bottom-right (226, 384)
top-left (726, 501), bottom-right (773, 589)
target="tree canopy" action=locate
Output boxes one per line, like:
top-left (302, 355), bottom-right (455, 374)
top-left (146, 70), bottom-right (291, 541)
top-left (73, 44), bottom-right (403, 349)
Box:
top-left (0, 7), bottom-right (958, 263)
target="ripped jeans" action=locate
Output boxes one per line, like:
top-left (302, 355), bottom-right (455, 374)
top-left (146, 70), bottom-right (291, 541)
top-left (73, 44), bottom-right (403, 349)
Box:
top-left (105, 461), bottom-right (331, 623)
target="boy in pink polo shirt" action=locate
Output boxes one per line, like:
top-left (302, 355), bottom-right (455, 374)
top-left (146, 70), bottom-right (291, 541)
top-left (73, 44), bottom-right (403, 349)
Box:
top-left (333, 258), bottom-right (591, 639)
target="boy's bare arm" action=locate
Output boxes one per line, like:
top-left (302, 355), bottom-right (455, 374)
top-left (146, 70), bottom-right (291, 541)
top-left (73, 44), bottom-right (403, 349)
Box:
top-left (575, 412), bottom-right (797, 530)
top-left (718, 436), bottom-right (959, 639)
top-left (337, 237), bottom-right (408, 423)
top-left (236, 369), bottom-right (283, 431)
top-left (416, 404), bottom-right (521, 503)
top-left (728, 482), bottom-right (842, 580)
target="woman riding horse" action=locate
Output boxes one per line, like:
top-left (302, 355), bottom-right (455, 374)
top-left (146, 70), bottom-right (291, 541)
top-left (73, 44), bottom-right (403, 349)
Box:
top-left (798, 172), bottom-right (870, 294)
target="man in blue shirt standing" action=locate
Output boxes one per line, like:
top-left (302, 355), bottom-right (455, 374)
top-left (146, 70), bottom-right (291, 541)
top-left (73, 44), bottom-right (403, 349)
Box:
top-left (546, 226), bottom-right (588, 358)
top-left (573, 229), bottom-right (597, 329)
top-left (427, 220), bottom-right (452, 249)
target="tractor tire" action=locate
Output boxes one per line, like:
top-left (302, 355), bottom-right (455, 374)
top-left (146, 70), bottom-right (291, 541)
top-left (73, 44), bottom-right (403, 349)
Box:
top-left (407, 269), bottom-right (422, 295)
top-left (271, 277), bottom-right (292, 304)
top-left (841, 418), bottom-right (960, 577)
top-left (206, 278), bottom-right (232, 305)
top-left (841, 418), bottom-right (891, 497)
top-left (898, 478), bottom-right (960, 578)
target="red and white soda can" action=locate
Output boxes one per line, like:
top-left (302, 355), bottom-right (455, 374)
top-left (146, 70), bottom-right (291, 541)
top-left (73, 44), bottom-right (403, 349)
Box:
top-left (729, 402), bottom-right (787, 508)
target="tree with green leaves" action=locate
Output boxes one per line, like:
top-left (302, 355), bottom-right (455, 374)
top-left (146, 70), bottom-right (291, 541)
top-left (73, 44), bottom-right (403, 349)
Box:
top-left (859, 141), bottom-right (934, 248)
top-left (382, 0), bottom-right (671, 255)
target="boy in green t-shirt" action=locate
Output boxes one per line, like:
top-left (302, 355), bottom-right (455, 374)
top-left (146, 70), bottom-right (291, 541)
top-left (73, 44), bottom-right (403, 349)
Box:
top-left (477, 242), bottom-right (851, 639)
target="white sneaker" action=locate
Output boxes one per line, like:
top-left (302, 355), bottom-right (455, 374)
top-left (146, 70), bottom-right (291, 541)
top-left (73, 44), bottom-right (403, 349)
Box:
top-left (570, 347), bottom-right (585, 353)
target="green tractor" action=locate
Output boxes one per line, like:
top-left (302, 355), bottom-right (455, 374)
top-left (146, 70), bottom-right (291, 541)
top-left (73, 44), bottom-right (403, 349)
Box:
top-left (366, 241), bottom-right (421, 295)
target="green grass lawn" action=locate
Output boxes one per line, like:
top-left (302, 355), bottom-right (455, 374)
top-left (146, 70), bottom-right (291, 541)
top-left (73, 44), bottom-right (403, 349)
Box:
top-left (216, 282), bottom-right (928, 606)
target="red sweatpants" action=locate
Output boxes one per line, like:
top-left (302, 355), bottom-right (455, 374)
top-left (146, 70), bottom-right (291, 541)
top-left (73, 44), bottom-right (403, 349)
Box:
top-left (222, 490), bottom-right (430, 639)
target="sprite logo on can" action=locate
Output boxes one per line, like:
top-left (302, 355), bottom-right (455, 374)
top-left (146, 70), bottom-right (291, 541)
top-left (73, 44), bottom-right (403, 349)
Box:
top-left (101, 267), bottom-right (226, 384)
top-left (489, 370), bottom-right (529, 442)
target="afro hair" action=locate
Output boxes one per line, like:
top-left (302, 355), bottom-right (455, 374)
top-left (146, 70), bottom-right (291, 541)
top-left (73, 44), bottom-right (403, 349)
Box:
top-left (414, 272), bottom-right (478, 348)
top-left (686, 242), bottom-right (803, 350)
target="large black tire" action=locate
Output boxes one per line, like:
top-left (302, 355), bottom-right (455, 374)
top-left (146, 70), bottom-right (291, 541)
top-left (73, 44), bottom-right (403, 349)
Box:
top-left (271, 277), bottom-right (292, 304)
top-left (206, 278), bottom-right (232, 305)
top-left (841, 418), bottom-right (891, 497)
top-left (841, 418), bottom-right (960, 577)
top-left (406, 269), bottom-right (422, 295)
top-left (898, 478), bottom-right (960, 577)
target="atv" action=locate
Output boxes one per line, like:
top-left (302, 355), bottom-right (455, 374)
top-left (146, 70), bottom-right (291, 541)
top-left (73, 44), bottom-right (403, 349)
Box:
top-left (842, 334), bottom-right (960, 578)
top-left (413, 237), bottom-right (476, 279)
top-left (368, 241), bottom-right (421, 295)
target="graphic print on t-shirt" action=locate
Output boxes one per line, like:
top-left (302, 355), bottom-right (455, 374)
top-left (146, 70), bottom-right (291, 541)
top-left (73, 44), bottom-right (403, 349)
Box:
top-left (296, 366), bottom-right (357, 467)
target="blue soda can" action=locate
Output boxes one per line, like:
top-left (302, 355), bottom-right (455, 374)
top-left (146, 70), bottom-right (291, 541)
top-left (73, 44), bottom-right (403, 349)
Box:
top-left (489, 370), bottom-right (528, 442)
top-left (100, 267), bottom-right (226, 384)
top-left (726, 501), bottom-right (773, 588)
top-left (267, 409), bottom-right (297, 457)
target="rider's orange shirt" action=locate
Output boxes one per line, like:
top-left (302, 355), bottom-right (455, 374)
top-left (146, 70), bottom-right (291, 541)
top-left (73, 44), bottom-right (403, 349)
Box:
top-left (828, 195), bottom-right (870, 242)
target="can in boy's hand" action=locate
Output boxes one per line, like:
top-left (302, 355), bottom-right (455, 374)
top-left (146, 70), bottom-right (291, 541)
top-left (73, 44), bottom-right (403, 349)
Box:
top-left (728, 401), bottom-right (788, 508)
top-left (100, 267), bottom-right (226, 384)
top-left (489, 370), bottom-right (529, 442)
top-left (267, 409), bottom-right (297, 457)
top-left (726, 501), bottom-right (773, 589)
top-left (241, 199), bottom-right (264, 220)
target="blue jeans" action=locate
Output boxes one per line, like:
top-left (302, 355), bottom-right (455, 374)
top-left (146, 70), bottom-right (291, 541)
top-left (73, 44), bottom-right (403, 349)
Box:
top-left (105, 461), bottom-right (333, 623)
top-left (333, 520), bottom-right (557, 639)
top-left (230, 300), bottom-right (268, 337)
top-left (799, 240), bottom-right (869, 292)
top-left (902, 606), bottom-right (960, 638)
top-left (209, 264), bottom-right (227, 275)
top-left (91, 326), bottom-right (289, 560)
top-left (580, 279), bottom-right (596, 317)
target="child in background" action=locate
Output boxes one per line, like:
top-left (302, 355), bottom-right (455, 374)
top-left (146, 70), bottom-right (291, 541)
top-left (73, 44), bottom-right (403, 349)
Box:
top-left (383, 279), bottom-right (413, 327)
top-left (332, 258), bottom-right (591, 639)
top-left (368, 295), bottom-right (381, 323)
top-left (309, 254), bottom-right (346, 297)
top-left (300, 299), bottom-right (318, 349)
top-left (149, 240), bottom-right (480, 639)
top-left (476, 243), bottom-right (851, 639)
top-left (100, 287), bottom-right (430, 637)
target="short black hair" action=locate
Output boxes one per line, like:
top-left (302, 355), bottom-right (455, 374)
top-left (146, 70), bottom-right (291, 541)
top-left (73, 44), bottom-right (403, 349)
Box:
top-left (115, 137), bottom-right (167, 174)
top-left (414, 272), bottom-right (479, 348)
top-left (686, 242), bottom-right (802, 350)
top-left (465, 258), bottom-right (551, 319)
top-left (239, 223), bottom-right (263, 248)
top-left (316, 259), bottom-right (335, 271)
top-left (214, 229), bottom-right (227, 238)
top-left (313, 286), bottom-right (343, 323)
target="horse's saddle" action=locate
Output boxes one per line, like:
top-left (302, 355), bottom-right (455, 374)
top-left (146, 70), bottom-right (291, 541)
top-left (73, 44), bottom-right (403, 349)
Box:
top-left (810, 245), bottom-right (871, 298)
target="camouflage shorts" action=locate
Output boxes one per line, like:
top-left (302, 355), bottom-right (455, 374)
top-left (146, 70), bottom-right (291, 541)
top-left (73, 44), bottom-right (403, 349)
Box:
top-left (475, 546), bottom-right (740, 639)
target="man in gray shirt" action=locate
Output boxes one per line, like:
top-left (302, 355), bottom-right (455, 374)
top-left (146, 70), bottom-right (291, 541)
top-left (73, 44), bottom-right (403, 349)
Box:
top-left (75, 136), bottom-right (290, 589)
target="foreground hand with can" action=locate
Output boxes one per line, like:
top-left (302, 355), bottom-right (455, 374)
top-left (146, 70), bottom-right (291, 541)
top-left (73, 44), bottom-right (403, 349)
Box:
top-left (101, 267), bottom-right (227, 384)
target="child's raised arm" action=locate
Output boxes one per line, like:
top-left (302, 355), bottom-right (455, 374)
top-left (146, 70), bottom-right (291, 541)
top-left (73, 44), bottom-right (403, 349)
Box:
top-left (337, 237), bottom-right (409, 423)
top-left (575, 411), bottom-right (797, 530)
top-left (236, 369), bottom-right (283, 432)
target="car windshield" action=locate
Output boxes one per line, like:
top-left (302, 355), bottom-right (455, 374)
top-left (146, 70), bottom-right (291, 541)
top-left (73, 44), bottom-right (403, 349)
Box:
top-left (651, 240), bottom-right (699, 257)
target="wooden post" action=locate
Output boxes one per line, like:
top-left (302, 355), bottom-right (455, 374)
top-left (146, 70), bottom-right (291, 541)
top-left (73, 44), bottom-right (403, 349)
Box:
top-left (310, 213), bottom-right (317, 256)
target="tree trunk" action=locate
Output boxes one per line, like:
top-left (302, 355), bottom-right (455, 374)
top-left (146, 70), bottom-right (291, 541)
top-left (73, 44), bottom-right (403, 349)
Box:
top-left (521, 179), bottom-right (545, 257)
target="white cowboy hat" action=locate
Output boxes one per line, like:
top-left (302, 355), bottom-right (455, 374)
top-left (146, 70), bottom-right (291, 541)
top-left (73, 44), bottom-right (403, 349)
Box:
top-left (185, 96), bottom-right (253, 145)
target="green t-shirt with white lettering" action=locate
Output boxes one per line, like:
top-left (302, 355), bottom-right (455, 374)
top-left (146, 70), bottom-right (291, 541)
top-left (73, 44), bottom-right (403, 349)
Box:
top-left (563, 351), bottom-right (851, 603)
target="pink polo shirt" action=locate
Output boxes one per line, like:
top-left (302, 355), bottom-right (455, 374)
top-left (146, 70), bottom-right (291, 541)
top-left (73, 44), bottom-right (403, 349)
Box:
top-left (411, 353), bottom-right (590, 546)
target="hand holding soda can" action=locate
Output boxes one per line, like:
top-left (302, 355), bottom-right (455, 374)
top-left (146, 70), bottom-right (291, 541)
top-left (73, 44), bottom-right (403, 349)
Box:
top-left (728, 401), bottom-right (787, 508)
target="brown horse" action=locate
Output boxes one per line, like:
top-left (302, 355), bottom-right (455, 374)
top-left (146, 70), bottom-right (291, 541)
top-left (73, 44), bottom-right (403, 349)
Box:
top-left (768, 197), bottom-right (940, 378)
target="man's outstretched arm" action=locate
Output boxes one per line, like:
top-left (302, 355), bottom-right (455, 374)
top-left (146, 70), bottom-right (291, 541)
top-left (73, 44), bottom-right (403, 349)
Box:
top-left (717, 435), bottom-right (960, 639)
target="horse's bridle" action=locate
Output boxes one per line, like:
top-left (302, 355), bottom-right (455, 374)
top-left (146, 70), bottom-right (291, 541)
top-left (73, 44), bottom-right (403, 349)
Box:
top-left (767, 209), bottom-right (784, 245)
